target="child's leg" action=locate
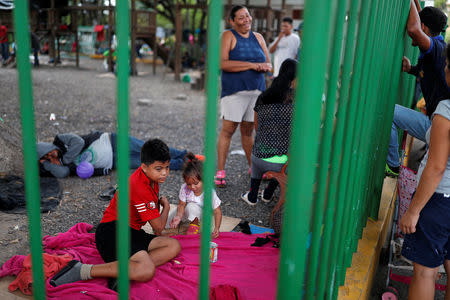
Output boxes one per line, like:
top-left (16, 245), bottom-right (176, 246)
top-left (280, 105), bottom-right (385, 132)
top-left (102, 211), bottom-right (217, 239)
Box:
top-left (147, 236), bottom-right (181, 266)
top-left (247, 154), bottom-right (264, 202)
top-left (169, 148), bottom-right (187, 170)
top-left (248, 178), bottom-right (262, 202)
top-left (248, 155), bottom-right (283, 202)
top-left (91, 236), bottom-right (179, 281)
top-left (128, 135), bottom-right (145, 169)
top-left (184, 202), bottom-right (203, 221)
top-left (408, 262), bottom-right (439, 300)
top-left (263, 179), bottom-right (279, 199)
top-left (51, 234), bottom-right (180, 286)
top-left (50, 250), bottom-right (155, 286)
top-left (90, 250), bottom-right (156, 281)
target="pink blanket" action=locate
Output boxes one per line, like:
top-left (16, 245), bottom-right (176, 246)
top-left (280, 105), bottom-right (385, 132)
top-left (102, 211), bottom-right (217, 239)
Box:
top-left (1, 223), bottom-right (279, 300)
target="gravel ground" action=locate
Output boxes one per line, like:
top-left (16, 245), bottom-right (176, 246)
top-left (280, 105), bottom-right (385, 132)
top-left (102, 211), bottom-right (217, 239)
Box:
top-left (0, 56), bottom-right (279, 266)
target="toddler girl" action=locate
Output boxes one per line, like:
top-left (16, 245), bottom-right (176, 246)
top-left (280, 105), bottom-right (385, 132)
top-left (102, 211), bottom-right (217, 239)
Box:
top-left (169, 153), bottom-right (222, 238)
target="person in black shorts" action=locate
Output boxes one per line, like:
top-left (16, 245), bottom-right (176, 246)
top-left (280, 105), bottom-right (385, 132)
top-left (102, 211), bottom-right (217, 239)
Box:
top-left (50, 139), bottom-right (181, 287)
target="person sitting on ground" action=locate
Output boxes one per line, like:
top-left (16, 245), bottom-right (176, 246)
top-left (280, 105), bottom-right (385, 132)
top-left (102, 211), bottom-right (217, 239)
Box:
top-left (386, 1), bottom-right (449, 177)
top-left (399, 45), bottom-right (450, 300)
top-left (50, 139), bottom-right (181, 288)
top-left (37, 131), bottom-right (198, 178)
top-left (241, 58), bottom-right (297, 206)
top-left (168, 153), bottom-right (222, 238)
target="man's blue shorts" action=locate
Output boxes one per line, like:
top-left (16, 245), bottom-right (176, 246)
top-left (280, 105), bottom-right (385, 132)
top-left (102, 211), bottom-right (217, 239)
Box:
top-left (402, 192), bottom-right (450, 268)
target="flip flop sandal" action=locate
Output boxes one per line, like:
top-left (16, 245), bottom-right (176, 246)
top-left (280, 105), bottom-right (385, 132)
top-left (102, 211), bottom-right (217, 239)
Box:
top-left (49, 260), bottom-right (79, 287)
top-left (214, 170), bottom-right (226, 188)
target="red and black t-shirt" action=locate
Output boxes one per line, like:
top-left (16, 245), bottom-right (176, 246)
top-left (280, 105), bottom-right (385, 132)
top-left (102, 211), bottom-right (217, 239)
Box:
top-left (101, 167), bottom-right (161, 230)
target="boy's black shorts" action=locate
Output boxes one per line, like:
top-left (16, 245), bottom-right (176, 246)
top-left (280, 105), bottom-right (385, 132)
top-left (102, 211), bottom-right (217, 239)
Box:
top-left (95, 221), bottom-right (157, 263)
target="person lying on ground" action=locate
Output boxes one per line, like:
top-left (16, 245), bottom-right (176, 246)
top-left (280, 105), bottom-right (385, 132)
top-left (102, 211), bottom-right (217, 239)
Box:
top-left (399, 44), bottom-right (450, 300)
top-left (167, 153), bottom-right (222, 238)
top-left (50, 139), bottom-right (181, 288)
top-left (240, 58), bottom-right (297, 206)
top-left (37, 131), bottom-right (199, 178)
top-left (386, 0), bottom-right (449, 177)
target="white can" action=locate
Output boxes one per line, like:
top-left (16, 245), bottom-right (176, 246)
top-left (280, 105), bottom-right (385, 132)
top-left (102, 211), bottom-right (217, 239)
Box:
top-left (209, 242), bottom-right (218, 263)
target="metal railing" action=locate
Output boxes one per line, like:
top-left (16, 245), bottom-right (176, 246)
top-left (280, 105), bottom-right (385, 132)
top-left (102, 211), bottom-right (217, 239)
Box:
top-left (13, 0), bottom-right (416, 299)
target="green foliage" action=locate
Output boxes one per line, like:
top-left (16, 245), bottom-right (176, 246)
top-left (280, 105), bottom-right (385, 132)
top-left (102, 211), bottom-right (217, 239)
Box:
top-left (139, 0), bottom-right (207, 31)
top-left (434, 0), bottom-right (447, 11)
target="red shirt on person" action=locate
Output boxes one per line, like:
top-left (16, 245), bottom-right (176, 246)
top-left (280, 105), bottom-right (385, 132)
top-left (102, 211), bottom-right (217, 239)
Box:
top-left (101, 167), bottom-right (161, 230)
top-left (0, 25), bottom-right (8, 43)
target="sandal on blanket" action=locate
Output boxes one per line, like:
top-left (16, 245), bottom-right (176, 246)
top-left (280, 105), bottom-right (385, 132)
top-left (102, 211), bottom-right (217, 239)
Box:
top-left (214, 170), bottom-right (226, 188)
top-left (251, 237), bottom-right (271, 247)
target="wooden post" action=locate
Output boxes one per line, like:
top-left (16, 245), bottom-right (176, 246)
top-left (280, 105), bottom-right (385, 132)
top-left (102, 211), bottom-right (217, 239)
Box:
top-left (108, 3), bottom-right (113, 72)
top-left (281, 0), bottom-right (286, 17)
top-left (266, 0), bottom-right (273, 41)
top-left (50, 0), bottom-right (56, 66)
top-left (130, 0), bottom-right (137, 75)
top-left (73, 7), bottom-right (79, 67)
top-left (175, 2), bottom-right (182, 81)
top-left (152, 0), bottom-right (157, 75)
top-left (278, 0), bottom-right (286, 35)
top-left (57, 36), bottom-right (61, 63)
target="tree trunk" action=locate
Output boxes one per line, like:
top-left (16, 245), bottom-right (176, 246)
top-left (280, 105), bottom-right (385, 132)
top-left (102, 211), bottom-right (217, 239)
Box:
top-left (199, 9), bottom-right (206, 32)
top-left (191, 8), bottom-right (197, 34)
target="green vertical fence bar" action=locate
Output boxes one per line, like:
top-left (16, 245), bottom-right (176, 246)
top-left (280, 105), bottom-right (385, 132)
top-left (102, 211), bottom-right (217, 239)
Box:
top-left (369, 0), bottom-right (407, 221)
top-left (315, 0), bottom-right (351, 297)
top-left (351, 0), bottom-right (384, 233)
top-left (335, 0), bottom-right (377, 277)
top-left (350, 0), bottom-right (381, 231)
top-left (198, 0), bottom-right (222, 299)
top-left (359, 0), bottom-right (405, 236)
top-left (370, 0), bottom-right (409, 220)
top-left (368, 0), bottom-right (402, 221)
top-left (343, 0), bottom-right (390, 272)
top-left (322, 0), bottom-right (361, 297)
top-left (305, 0), bottom-right (344, 297)
top-left (115, 0), bottom-right (131, 298)
top-left (277, 0), bottom-right (332, 298)
top-left (13, 1), bottom-right (46, 299)
top-left (332, 0), bottom-right (373, 291)
top-left (365, 0), bottom-right (389, 219)
top-left (367, 0), bottom-right (400, 219)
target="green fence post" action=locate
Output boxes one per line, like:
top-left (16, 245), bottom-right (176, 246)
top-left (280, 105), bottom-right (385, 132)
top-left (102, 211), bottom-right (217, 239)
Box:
top-left (13, 1), bottom-right (46, 299)
top-left (369, 0), bottom-right (411, 220)
top-left (115, 0), bottom-right (131, 298)
top-left (332, 0), bottom-right (374, 291)
top-left (366, 0), bottom-right (398, 219)
top-left (349, 0), bottom-right (385, 234)
top-left (277, 0), bottom-right (332, 297)
top-left (198, 0), bottom-right (222, 299)
top-left (321, 0), bottom-right (361, 297)
top-left (305, 0), bottom-right (346, 297)
top-left (342, 0), bottom-right (396, 271)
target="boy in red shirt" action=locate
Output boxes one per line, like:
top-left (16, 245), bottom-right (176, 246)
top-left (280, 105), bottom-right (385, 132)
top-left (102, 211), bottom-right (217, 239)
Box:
top-left (50, 139), bottom-right (181, 288)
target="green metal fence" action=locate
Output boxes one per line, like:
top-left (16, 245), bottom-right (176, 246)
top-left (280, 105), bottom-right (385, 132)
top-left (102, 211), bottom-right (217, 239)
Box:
top-left (13, 0), bottom-right (417, 299)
